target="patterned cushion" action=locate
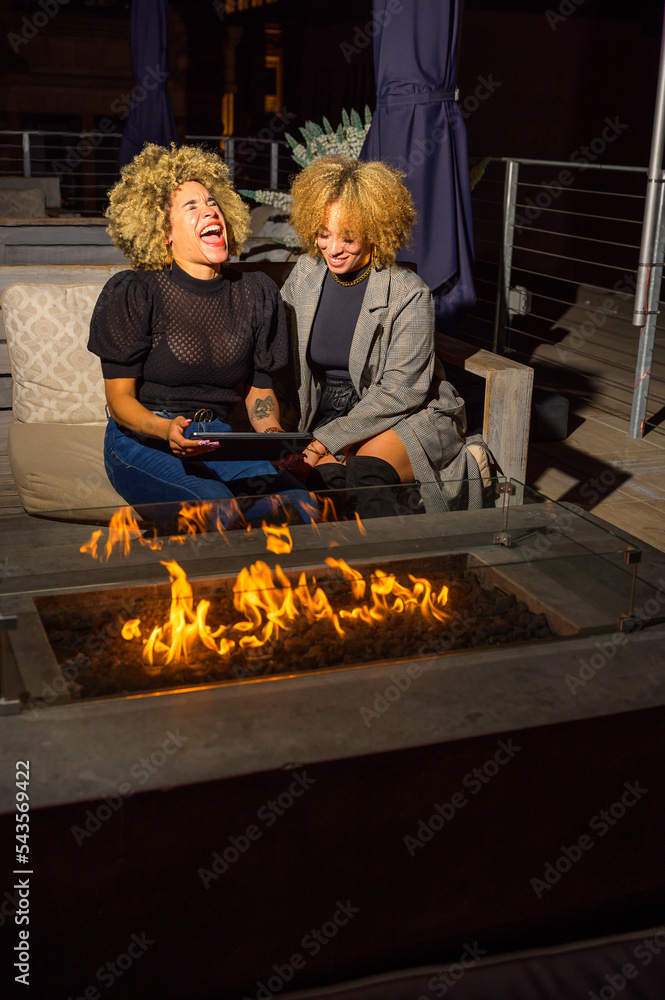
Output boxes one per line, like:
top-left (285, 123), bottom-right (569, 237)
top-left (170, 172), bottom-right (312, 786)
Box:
top-left (2, 282), bottom-right (107, 423)
top-left (0, 187), bottom-right (47, 218)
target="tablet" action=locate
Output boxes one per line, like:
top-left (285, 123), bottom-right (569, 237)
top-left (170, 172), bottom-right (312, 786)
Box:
top-left (189, 430), bottom-right (313, 459)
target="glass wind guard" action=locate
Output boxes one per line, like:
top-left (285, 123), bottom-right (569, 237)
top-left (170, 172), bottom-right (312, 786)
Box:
top-left (500, 480), bottom-right (639, 627)
top-left (0, 478), bottom-right (637, 628)
top-left (0, 478), bottom-right (643, 708)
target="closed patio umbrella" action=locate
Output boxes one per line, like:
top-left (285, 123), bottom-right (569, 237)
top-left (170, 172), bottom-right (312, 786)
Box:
top-left (117, 0), bottom-right (179, 167)
top-left (360, 0), bottom-right (476, 332)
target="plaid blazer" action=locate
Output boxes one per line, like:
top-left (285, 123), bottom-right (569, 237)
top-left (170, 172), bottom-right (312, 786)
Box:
top-left (281, 255), bottom-right (472, 506)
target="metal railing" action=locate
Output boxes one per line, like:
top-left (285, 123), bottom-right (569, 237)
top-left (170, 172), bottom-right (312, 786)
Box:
top-left (2, 136), bottom-right (661, 430)
top-left (458, 157), bottom-right (664, 431)
top-left (0, 130), bottom-right (292, 216)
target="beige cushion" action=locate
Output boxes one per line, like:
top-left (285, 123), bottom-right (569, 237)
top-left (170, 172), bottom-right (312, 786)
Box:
top-left (2, 282), bottom-right (106, 423)
top-left (8, 421), bottom-right (126, 516)
top-left (466, 441), bottom-right (494, 487)
top-left (2, 280), bottom-right (128, 519)
top-left (0, 187), bottom-right (47, 218)
top-left (0, 177), bottom-right (61, 209)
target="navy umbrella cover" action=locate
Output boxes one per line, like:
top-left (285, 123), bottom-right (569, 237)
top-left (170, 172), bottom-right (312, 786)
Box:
top-left (117, 0), bottom-right (179, 168)
top-left (360, 0), bottom-right (476, 331)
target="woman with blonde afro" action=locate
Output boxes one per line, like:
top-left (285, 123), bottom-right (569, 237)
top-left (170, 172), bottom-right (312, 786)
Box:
top-left (282, 155), bottom-right (479, 517)
top-left (88, 143), bottom-right (313, 526)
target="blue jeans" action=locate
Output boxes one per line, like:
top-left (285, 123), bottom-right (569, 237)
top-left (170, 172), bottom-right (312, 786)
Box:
top-left (104, 415), bottom-right (317, 526)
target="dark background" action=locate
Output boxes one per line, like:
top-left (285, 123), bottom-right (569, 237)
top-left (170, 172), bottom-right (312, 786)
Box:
top-left (1, 0), bottom-right (662, 169)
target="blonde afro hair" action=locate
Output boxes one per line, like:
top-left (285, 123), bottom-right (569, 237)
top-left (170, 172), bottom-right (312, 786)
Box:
top-left (288, 155), bottom-right (416, 269)
top-left (105, 143), bottom-right (251, 270)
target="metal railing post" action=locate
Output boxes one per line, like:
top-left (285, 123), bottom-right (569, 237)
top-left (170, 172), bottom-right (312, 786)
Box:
top-left (269, 141), bottom-right (279, 191)
top-left (225, 137), bottom-right (235, 179)
top-left (630, 5), bottom-right (665, 437)
top-left (630, 172), bottom-right (665, 437)
top-left (492, 158), bottom-right (518, 354)
top-left (633, 11), bottom-right (665, 329)
top-left (22, 132), bottom-right (31, 178)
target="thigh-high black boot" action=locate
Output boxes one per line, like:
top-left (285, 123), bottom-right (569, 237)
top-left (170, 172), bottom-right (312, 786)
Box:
top-left (345, 455), bottom-right (403, 520)
top-left (306, 462), bottom-right (352, 521)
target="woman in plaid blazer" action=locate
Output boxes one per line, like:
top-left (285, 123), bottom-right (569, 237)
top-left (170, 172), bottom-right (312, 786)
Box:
top-left (281, 156), bottom-right (481, 515)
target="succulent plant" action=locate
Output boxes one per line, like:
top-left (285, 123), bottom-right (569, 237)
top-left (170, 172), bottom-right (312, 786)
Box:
top-left (240, 106), bottom-right (373, 216)
top-left (285, 106), bottom-right (373, 168)
top-left (237, 189), bottom-right (293, 213)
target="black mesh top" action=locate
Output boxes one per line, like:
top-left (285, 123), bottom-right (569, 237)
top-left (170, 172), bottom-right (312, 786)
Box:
top-left (88, 261), bottom-right (288, 419)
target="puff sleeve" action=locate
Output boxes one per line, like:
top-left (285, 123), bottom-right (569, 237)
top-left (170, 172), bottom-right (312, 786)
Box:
top-left (87, 270), bottom-right (153, 379)
top-left (248, 271), bottom-right (289, 389)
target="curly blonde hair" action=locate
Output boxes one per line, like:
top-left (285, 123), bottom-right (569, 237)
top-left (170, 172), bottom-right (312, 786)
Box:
top-left (288, 156), bottom-right (416, 268)
top-left (105, 143), bottom-right (251, 270)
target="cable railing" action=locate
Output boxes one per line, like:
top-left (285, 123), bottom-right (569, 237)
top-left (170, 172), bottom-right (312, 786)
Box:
top-left (0, 130), bottom-right (292, 216)
top-left (1, 136), bottom-right (661, 426)
top-left (457, 157), bottom-right (664, 425)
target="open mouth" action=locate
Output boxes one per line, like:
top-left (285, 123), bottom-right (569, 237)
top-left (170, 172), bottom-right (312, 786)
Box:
top-left (199, 223), bottom-right (225, 247)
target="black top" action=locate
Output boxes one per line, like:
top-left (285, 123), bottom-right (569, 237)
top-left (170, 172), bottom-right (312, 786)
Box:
top-left (88, 261), bottom-right (288, 419)
top-left (308, 267), bottom-right (369, 379)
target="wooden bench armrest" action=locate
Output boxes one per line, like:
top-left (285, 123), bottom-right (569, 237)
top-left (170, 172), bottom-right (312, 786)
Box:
top-left (436, 334), bottom-right (534, 488)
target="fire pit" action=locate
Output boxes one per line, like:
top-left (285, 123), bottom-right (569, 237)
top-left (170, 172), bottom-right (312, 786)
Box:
top-left (2, 481), bottom-right (665, 1000)
top-left (0, 480), bottom-right (643, 713)
top-left (35, 552), bottom-right (560, 701)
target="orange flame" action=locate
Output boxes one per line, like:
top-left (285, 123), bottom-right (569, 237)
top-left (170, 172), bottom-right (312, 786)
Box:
top-left (80, 491), bottom-right (367, 567)
top-left (91, 506), bottom-right (450, 672)
top-left (80, 529), bottom-right (103, 560)
top-left (319, 496), bottom-right (340, 523)
top-left (79, 507), bottom-right (164, 561)
top-left (175, 500), bottom-right (241, 538)
top-left (79, 502), bottom-right (237, 562)
top-left (354, 511), bottom-right (367, 535)
top-left (121, 553), bottom-right (450, 672)
top-left (105, 507), bottom-right (152, 558)
top-left (325, 557), bottom-right (366, 600)
top-left (121, 618), bottom-right (142, 640)
top-left (139, 560), bottom-right (233, 669)
top-left (262, 524), bottom-right (293, 554)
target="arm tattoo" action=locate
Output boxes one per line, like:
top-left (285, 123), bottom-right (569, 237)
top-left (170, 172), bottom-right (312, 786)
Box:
top-left (250, 395), bottom-right (276, 421)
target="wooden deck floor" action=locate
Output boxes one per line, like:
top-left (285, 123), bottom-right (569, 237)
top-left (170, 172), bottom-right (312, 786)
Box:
top-left (0, 409), bottom-right (21, 517)
top-left (528, 400), bottom-right (665, 553)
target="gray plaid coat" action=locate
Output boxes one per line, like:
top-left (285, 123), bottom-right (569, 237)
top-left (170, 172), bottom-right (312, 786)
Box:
top-left (281, 255), bottom-right (482, 511)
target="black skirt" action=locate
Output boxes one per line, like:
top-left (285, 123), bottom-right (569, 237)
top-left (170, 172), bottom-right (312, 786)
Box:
top-left (313, 374), bottom-right (360, 429)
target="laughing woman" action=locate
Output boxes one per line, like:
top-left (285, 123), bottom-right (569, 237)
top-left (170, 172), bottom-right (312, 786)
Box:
top-left (281, 155), bottom-right (481, 516)
top-left (88, 143), bottom-right (312, 526)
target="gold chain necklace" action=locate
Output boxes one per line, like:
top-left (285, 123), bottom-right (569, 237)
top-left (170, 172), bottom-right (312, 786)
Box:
top-left (331, 260), bottom-right (373, 286)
